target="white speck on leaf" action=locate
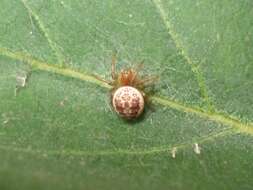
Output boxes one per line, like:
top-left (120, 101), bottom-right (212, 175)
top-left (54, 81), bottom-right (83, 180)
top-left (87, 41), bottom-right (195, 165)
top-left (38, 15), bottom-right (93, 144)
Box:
top-left (2, 113), bottom-right (10, 125)
top-left (3, 119), bottom-right (8, 124)
top-left (171, 147), bottom-right (177, 158)
top-left (193, 143), bottom-right (201, 154)
top-left (15, 71), bottom-right (29, 96)
top-left (60, 1), bottom-right (66, 7)
top-left (129, 14), bottom-right (133, 18)
top-left (16, 74), bottom-right (27, 87)
top-left (59, 97), bottom-right (68, 107)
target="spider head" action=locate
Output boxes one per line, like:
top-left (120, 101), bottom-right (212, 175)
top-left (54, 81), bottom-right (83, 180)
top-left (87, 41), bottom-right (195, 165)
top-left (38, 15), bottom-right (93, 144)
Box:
top-left (117, 69), bottom-right (137, 86)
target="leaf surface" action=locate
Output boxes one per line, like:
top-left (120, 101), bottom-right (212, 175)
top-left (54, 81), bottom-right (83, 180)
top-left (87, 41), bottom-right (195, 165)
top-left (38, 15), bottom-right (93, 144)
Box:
top-left (0, 0), bottom-right (253, 189)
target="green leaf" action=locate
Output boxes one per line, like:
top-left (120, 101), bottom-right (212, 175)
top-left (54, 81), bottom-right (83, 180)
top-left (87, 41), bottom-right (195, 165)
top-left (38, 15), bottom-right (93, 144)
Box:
top-left (0, 0), bottom-right (253, 189)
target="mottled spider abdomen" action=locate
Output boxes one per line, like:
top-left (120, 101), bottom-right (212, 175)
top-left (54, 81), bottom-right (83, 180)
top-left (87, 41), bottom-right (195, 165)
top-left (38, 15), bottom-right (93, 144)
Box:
top-left (112, 86), bottom-right (144, 119)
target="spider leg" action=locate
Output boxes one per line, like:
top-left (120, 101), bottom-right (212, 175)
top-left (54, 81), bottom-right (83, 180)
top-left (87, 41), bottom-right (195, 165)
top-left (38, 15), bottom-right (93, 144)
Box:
top-left (135, 60), bottom-right (144, 72)
top-left (92, 74), bottom-right (112, 85)
top-left (111, 53), bottom-right (117, 80)
top-left (135, 76), bottom-right (159, 86)
top-left (130, 61), bottom-right (145, 84)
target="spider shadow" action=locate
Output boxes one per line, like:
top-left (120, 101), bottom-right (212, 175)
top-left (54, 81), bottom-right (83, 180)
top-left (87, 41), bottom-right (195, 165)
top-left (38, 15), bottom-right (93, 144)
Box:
top-left (120, 108), bottom-right (147, 125)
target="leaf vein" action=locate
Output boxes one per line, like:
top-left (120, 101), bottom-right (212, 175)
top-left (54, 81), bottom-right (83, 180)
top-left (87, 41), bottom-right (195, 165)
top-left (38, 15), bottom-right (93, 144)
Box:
top-left (0, 128), bottom-right (238, 157)
top-left (151, 0), bottom-right (214, 110)
top-left (0, 47), bottom-right (252, 136)
top-left (20, 0), bottom-right (65, 65)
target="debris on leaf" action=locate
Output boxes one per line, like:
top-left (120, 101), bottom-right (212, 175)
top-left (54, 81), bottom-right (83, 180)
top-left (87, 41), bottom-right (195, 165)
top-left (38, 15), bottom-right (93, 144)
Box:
top-left (193, 143), bottom-right (201, 154)
top-left (15, 71), bottom-right (30, 96)
top-left (171, 147), bottom-right (177, 158)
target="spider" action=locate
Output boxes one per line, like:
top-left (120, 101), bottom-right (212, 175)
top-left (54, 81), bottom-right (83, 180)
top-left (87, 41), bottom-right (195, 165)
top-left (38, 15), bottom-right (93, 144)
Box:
top-left (95, 54), bottom-right (158, 120)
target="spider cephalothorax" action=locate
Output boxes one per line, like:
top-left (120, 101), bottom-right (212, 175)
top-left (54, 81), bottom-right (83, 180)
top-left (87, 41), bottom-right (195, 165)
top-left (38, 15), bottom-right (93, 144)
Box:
top-left (96, 55), bottom-right (157, 119)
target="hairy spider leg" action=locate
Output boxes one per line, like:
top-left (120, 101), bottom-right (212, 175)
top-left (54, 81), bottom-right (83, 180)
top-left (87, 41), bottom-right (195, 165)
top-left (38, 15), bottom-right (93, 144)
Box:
top-left (129, 60), bottom-right (145, 84)
top-left (135, 60), bottom-right (145, 71)
top-left (111, 54), bottom-right (117, 80)
top-left (135, 76), bottom-right (159, 87)
top-left (92, 74), bottom-right (112, 85)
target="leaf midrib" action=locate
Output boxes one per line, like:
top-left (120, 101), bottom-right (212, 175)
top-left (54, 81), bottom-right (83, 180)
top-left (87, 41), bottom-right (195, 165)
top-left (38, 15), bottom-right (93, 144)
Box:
top-left (13, 0), bottom-right (253, 133)
top-left (20, 0), bottom-right (213, 111)
top-left (1, 0), bottom-right (252, 159)
top-left (0, 47), bottom-right (252, 137)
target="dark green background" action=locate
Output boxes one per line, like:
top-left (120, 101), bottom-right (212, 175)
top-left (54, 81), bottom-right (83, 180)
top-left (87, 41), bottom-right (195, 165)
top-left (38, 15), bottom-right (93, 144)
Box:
top-left (0, 0), bottom-right (253, 189)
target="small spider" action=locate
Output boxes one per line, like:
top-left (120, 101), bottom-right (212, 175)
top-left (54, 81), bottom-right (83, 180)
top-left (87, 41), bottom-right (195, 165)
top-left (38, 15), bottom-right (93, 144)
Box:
top-left (95, 54), bottom-right (157, 120)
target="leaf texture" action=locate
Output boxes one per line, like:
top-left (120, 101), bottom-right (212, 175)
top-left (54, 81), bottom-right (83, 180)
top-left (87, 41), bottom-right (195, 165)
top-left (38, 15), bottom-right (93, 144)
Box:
top-left (0, 0), bottom-right (252, 189)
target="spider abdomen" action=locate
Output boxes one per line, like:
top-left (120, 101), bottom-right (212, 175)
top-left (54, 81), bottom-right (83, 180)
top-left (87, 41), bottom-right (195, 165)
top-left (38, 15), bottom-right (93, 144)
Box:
top-left (112, 86), bottom-right (144, 119)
